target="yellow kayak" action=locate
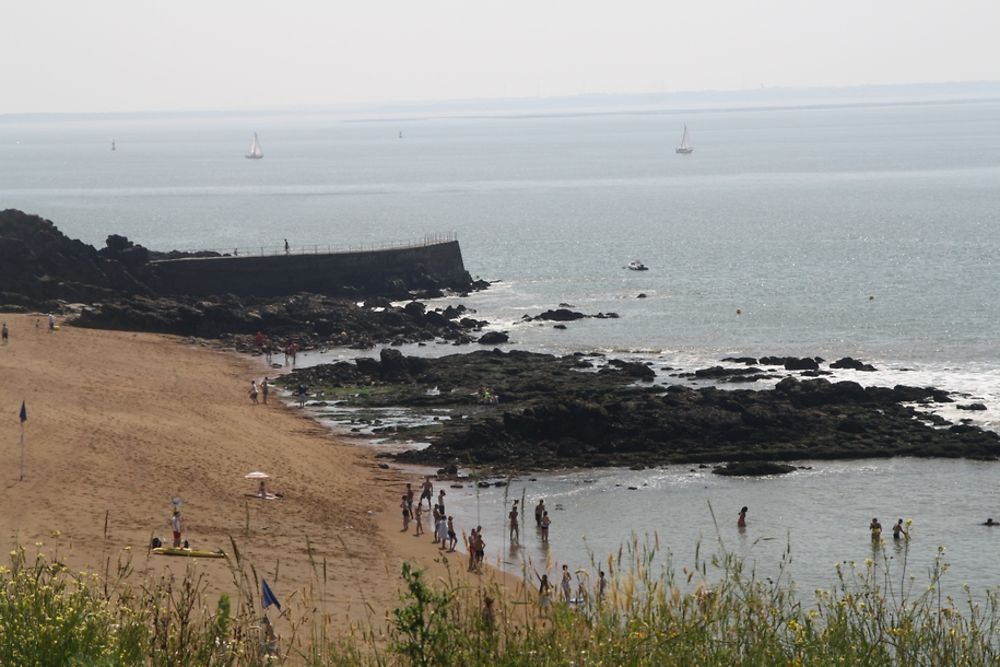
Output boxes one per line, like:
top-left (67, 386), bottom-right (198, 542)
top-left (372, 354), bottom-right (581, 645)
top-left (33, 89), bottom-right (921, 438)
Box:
top-left (152, 547), bottom-right (227, 559)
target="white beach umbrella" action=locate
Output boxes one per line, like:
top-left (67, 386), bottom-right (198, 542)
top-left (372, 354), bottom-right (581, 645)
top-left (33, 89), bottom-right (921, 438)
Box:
top-left (244, 471), bottom-right (270, 480)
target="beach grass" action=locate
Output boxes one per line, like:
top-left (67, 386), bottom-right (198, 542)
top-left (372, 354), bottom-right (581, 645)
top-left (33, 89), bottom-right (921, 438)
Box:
top-left (3, 534), bottom-right (999, 665)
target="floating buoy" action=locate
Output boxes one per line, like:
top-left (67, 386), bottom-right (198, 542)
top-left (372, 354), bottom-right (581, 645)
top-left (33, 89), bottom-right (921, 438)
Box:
top-left (869, 295), bottom-right (874, 301)
top-left (736, 309), bottom-right (742, 315)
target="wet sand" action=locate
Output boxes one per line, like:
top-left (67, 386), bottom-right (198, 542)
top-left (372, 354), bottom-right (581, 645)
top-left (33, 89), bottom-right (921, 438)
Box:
top-left (0, 313), bottom-right (512, 637)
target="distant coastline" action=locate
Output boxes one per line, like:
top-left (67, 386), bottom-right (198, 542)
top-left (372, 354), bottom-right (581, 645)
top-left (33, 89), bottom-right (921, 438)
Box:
top-left (3, 79), bottom-right (999, 121)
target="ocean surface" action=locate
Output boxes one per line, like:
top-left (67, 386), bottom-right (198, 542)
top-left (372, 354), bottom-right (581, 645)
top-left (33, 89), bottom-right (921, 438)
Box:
top-left (3, 97), bottom-right (1000, 596)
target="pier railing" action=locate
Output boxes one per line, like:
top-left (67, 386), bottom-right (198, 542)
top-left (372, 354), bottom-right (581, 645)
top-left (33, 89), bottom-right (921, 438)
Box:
top-left (158, 232), bottom-right (458, 260)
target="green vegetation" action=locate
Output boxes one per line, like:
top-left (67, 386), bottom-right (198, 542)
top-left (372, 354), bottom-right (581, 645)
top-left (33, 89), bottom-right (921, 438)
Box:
top-left (2, 535), bottom-right (999, 665)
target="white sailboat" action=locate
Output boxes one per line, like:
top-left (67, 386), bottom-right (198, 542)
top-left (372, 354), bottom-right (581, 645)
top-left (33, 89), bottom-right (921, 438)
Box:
top-left (675, 124), bottom-right (693, 154)
top-left (245, 133), bottom-right (263, 160)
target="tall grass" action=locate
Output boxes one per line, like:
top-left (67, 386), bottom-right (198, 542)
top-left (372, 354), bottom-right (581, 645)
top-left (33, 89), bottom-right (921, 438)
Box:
top-left (3, 532), bottom-right (1000, 665)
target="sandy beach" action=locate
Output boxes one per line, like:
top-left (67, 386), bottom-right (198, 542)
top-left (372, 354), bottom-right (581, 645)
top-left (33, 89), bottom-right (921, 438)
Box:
top-left (0, 313), bottom-right (511, 638)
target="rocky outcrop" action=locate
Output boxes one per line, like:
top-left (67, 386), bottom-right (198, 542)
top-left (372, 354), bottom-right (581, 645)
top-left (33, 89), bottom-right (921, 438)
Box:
top-left (830, 357), bottom-right (878, 372)
top-left (280, 350), bottom-right (1000, 474)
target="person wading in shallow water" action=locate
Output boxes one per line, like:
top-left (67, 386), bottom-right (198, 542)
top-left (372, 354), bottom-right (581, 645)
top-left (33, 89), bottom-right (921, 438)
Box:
top-left (870, 517), bottom-right (882, 542)
top-left (738, 506), bottom-right (748, 528)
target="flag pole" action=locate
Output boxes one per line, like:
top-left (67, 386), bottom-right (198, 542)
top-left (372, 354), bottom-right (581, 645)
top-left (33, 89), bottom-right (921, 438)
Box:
top-left (18, 400), bottom-right (26, 481)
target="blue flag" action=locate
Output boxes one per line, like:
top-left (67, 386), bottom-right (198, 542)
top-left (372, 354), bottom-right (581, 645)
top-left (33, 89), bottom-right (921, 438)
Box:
top-left (262, 579), bottom-right (281, 611)
top-left (19, 401), bottom-right (26, 424)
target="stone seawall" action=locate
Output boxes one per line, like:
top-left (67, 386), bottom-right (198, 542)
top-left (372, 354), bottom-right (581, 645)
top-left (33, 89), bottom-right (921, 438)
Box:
top-left (151, 240), bottom-right (470, 297)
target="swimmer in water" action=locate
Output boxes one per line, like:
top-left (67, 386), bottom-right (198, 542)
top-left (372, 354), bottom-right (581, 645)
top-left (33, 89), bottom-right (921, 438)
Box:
top-left (737, 506), bottom-right (748, 529)
top-left (892, 518), bottom-right (908, 540)
top-left (984, 518), bottom-right (997, 526)
top-left (870, 517), bottom-right (882, 541)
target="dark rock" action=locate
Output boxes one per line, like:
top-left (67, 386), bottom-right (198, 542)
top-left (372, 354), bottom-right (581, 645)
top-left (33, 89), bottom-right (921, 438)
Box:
top-left (830, 357), bottom-right (878, 372)
top-left (784, 357), bottom-right (819, 371)
top-left (553, 324), bottom-right (567, 330)
top-left (477, 331), bottom-right (509, 345)
top-left (636, 293), bottom-right (647, 299)
top-left (958, 403), bottom-right (988, 411)
top-left (722, 357), bottom-right (758, 365)
top-left (713, 461), bottom-right (797, 476)
top-left (535, 309), bottom-right (587, 322)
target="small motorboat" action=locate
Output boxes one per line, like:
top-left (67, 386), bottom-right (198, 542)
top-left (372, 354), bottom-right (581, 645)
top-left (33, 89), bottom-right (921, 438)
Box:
top-left (626, 260), bottom-right (649, 271)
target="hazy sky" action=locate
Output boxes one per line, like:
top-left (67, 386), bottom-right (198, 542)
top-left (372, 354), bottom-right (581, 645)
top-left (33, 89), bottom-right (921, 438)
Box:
top-left (3, 0), bottom-right (997, 114)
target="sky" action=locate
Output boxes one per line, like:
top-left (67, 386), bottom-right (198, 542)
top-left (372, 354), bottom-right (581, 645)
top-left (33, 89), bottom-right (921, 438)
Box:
top-left (2, 0), bottom-right (998, 114)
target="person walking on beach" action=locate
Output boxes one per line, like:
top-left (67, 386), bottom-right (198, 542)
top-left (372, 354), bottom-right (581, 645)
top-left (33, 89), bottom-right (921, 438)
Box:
top-left (249, 380), bottom-right (259, 405)
top-left (261, 377), bottom-right (270, 404)
top-left (561, 564), bottom-right (572, 601)
top-left (893, 518), bottom-right (909, 541)
top-left (400, 495), bottom-right (411, 532)
top-left (284, 239), bottom-right (290, 255)
top-left (47, 314), bottom-right (55, 333)
top-left (296, 384), bottom-right (307, 408)
top-left (447, 516), bottom-right (457, 552)
top-left (405, 483), bottom-right (414, 509)
top-left (540, 510), bottom-right (551, 543)
top-left (437, 489), bottom-right (446, 515)
top-left (420, 476), bottom-right (433, 510)
top-left (509, 502), bottom-right (520, 544)
top-left (870, 517), bottom-right (882, 542)
top-left (474, 527), bottom-right (486, 571)
top-left (171, 509), bottom-right (182, 548)
top-left (535, 499), bottom-right (545, 526)
top-left (738, 506), bottom-right (748, 529)
top-left (467, 528), bottom-right (478, 572)
top-left (1, 322), bottom-right (8, 345)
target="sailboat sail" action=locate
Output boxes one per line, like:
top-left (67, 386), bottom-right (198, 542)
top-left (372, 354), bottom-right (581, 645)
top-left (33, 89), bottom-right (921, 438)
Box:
top-left (246, 133), bottom-right (263, 159)
top-left (675, 125), bottom-right (693, 154)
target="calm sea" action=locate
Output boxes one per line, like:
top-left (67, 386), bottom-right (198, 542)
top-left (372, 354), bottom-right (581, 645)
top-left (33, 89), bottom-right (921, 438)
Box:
top-left (3, 98), bottom-right (1000, 595)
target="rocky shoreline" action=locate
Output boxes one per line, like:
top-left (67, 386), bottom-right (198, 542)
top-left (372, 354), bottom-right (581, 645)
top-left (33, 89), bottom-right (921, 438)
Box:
top-left (277, 349), bottom-right (1000, 475)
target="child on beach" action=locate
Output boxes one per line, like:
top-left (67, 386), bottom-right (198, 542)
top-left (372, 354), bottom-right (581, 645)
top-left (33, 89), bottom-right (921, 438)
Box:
top-left (561, 564), bottom-right (572, 601)
top-left (535, 572), bottom-right (552, 616)
top-left (414, 503), bottom-right (424, 536)
top-left (447, 516), bottom-right (457, 552)
top-left (249, 380), bottom-right (259, 405)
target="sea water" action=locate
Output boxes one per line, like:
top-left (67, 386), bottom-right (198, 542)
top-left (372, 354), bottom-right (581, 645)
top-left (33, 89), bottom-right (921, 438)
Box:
top-left (3, 97), bottom-right (1000, 594)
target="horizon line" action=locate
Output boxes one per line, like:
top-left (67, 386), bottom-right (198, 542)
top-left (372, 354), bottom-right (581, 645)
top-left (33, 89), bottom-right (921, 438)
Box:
top-left (3, 79), bottom-right (1000, 120)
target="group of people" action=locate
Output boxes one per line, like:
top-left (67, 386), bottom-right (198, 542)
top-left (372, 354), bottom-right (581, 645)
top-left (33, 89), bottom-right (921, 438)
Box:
top-left (401, 478), bottom-right (465, 553)
top-left (249, 377), bottom-right (271, 404)
top-left (1, 316), bottom-right (58, 345)
top-left (253, 331), bottom-right (299, 366)
top-left (869, 517), bottom-right (911, 542)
